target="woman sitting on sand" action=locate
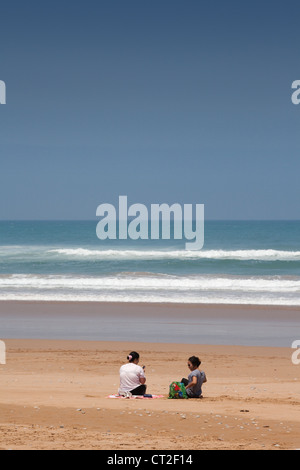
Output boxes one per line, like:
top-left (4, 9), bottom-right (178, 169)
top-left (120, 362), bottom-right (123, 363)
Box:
top-left (119, 351), bottom-right (147, 396)
top-left (181, 356), bottom-right (207, 398)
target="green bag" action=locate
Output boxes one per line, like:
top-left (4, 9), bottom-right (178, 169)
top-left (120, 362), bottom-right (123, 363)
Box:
top-left (168, 381), bottom-right (188, 399)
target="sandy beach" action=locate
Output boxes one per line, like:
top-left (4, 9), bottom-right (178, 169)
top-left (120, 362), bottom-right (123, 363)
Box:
top-left (1, 337), bottom-right (300, 450)
top-left (2, 0), bottom-right (300, 453)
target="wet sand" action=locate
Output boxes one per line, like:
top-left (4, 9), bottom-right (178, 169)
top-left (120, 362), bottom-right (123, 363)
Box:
top-left (0, 301), bottom-right (299, 346)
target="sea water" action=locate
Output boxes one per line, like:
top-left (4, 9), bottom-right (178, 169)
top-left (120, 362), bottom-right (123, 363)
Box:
top-left (1, 220), bottom-right (300, 306)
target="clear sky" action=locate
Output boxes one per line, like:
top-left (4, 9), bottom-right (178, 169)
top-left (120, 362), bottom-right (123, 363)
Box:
top-left (0, 0), bottom-right (299, 220)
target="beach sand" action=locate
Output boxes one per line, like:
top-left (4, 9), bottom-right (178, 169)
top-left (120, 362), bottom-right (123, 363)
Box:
top-left (1, 338), bottom-right (300, 450)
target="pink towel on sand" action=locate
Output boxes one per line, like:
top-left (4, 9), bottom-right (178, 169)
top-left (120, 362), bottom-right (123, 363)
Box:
top-left (108, 394), bottom-right (164, 399)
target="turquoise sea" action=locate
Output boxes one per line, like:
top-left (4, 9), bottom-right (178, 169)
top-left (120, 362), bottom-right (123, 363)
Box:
top-left (1, 220), bottom-right (300, 305)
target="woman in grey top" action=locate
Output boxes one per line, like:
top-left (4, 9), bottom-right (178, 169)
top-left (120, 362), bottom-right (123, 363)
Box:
top-left (181, 356), bottom-right (207, 398)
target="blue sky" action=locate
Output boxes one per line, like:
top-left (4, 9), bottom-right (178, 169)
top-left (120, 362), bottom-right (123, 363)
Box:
top-left (0, 0), bottom-right (299, 220)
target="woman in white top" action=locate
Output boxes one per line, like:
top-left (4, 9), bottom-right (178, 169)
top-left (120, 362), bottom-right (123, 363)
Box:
top-left (119, 351), bottom-right (147, 396)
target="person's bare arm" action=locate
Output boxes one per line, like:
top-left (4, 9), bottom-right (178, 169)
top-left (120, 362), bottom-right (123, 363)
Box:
top-left (185, 376), bottom-right (197, 389)
top-left (140, 367), bottom-right (146, 385)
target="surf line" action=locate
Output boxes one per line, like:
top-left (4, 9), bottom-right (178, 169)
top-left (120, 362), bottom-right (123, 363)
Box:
top-left (96, 196), bottom-right (204, 251)
top-left (0, 80), bottom-right (6, 104)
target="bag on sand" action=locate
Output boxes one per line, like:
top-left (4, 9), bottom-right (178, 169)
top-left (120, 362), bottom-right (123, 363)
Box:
top-left (168, 381), bottom-right (188, 399)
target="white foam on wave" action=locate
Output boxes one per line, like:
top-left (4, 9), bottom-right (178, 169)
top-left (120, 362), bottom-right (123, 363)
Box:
top-left (1, 273), bottom-right (300, 292)
top-left (0, 273), bottom-right (300, 305)
top-left (48, 248), bottom-right (300, 261)
top-left (1, 245), bottom-right (300, 262)
top-left (0, 292), bottom-right (299, 305)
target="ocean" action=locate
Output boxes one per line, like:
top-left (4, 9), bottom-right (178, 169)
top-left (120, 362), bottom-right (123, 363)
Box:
top-left (1, 220), bottom-right (300, 306)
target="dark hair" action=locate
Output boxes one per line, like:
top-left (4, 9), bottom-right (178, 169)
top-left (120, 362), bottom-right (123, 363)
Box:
top-left (189, 356), bottom-right (201, 368)
top-left (127, 351), bottom-right (140, 363)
